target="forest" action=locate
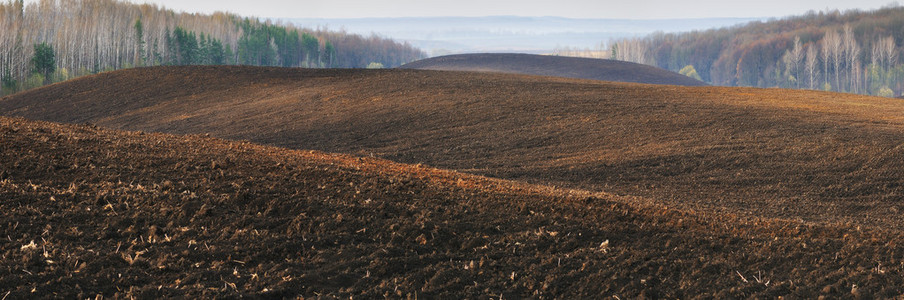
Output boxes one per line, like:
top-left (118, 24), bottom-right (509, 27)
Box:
top-left (0, 0), bottom-right (426, 96)
top-left (610, 5), bottom-right (904, 97)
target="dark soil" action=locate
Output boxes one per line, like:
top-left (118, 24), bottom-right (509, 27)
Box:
top-left (2, 116), bottom-right (904, 298)
top-left (4, 66), bottom-right (904, 230)
top-left (400, 53), bottom-right (708, 86)
top-left (5, 65), bottom-right (904, 297)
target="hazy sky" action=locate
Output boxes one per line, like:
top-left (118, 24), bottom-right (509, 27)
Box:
top-left (108, 0), bottom-right (898, 19)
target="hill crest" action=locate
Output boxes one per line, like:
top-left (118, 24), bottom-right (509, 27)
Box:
top-left (400, 53), bottom-right (707, 86)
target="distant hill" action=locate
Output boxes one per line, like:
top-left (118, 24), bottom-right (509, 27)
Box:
top-left (400, 53), bottom-right (707, 86)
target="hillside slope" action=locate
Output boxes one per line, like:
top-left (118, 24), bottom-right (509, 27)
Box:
top-left (400, 53), bottom-right (707, 86)
top-left (2, 116), bottom-right (904, 297)
top-left (4, 66), bottom-right (904, 229)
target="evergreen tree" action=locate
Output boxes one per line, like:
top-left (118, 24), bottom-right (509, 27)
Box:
top-left (164, 26), bottom-right (175, 65)
top-left (324, 41), bottom-right (336, 67)
top-left (152, 38), bottom-right (162, 66)
top-left (171, 27), bottom-right (199, 65)
top-left (134, 18), bottom-right (145, 66)
top-left (209, 38), bottom-right (226, 65)
top-left (237, 20), bottom-right (277, 66)
top-left (301, 33), bottom-right (319, 67)
top-left (199, 33), bottom-right (210, 65)
top-left (31, 43), bottom-right (55, 84)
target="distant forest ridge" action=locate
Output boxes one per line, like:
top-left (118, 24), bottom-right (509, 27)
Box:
top-left (610, 6), bottom-right (904, 97)
top-left (286, 16), bottom-right (762, 55)
top-left (0, 0), bottom-right (426, 96)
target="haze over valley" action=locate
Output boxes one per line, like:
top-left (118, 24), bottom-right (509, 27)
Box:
top-left (285, 16), bottom-right (762, 55)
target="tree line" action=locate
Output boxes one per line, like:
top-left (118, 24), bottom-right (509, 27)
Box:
top-left (0, 0), bottom-right (426, 96)
top-left (609, 5), bottom-right (904, 97)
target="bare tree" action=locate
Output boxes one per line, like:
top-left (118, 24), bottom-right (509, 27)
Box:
top-left (878, 36), bottom-right (898, 84)
top-left (852, 59), bottom-right (863, 94)
top-left (0, 1), bottom-right (26, 93)
top-left (788, 37), bottom-right (804, 88)
top-left (843, 24), bottom-right (860, 92)
top-left (884, 36), bottom-right (898, 70)
top-left (871, 39), bottom-right (882, 70)
top-left (841, 25), bottom-right (855, 92)
top-left (823, 30), bottom-right (844, 91)
top-left (805, 44), bottom-right (819, 90)
top-left (613, 38), bottom-right (650, 65)
top-left (821, 30), bottom-right (840, 90)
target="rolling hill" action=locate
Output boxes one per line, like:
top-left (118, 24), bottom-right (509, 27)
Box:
top-left (400, 53), bottom-right (708, 86)
top-left (2, 116), bottom-right (904, 297)
top-left (3, 65), bottom-right (904, 230)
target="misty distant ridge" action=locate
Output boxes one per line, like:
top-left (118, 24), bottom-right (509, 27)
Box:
top-left (283, 16), bottom-right (763, 55)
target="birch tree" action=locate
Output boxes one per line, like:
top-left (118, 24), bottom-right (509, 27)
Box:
top-left (613, 38), bottom-right (650, 65)
top-left (823, 30), bottom-right (843, 91)
top-left (842, 24), bottom-right (860, 92)
top-left (804, 44), bottom-right (819, 90)
top-left (788, 37), bottom-right (804, 88)
top-left (821, 31), bottom-right (838, 90)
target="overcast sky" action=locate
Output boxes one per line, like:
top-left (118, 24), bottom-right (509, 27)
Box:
top-left (18, 0), bottom-right (897, 19)
top-left (103, 0), bottom-right (898, 19)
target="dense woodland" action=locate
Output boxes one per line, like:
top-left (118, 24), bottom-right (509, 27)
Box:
top-left (0, 0), bottom-right (426, 95)
top-left (611, 6), bottom-right (904, 97)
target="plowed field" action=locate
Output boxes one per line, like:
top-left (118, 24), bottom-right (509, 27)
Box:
top-left (4, 66), bottom-right (904, 228)
top-left (3, 65), bottom-right (904, 297)
top-left (2, 117), bottom-right (904, 298)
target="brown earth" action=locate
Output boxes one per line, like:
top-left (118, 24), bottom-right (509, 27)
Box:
top-left (2, 116), bottom-right (904, 298)
top-left (400, 53), bottom-right (708, 86)
top-left (3, 66), bottom-right (904, 296)
top-left (3, 66), bottom-right (904, 229)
